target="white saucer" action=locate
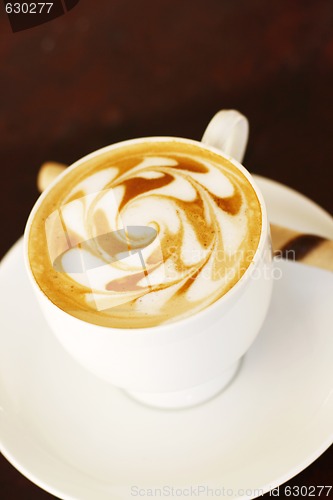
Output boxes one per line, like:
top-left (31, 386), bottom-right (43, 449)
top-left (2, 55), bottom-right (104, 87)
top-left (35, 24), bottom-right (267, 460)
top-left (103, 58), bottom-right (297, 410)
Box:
top-left (1, 176), bottom-right (333, 500)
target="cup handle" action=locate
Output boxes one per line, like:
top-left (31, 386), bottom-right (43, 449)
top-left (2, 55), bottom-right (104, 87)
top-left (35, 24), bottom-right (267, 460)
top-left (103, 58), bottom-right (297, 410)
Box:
top-left (201, 109), bottom-right (249, 163)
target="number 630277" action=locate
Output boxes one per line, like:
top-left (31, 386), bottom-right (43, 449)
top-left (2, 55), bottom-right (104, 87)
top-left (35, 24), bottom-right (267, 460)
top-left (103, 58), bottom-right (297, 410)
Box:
top-left (5, 3), bottom-right (53, 14)
top-left (270, 485), bottom-right (332, 496)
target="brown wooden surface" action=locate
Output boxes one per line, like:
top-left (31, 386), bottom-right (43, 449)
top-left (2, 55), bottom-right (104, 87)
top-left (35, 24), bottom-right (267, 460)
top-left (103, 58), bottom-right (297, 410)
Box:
top-left (0, 0), bottom-right (332, 498)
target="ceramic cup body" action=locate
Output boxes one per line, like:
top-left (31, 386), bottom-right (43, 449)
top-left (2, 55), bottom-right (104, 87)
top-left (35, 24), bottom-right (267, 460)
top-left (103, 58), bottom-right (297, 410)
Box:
top-left (24, 117), bottom-right (273, 409)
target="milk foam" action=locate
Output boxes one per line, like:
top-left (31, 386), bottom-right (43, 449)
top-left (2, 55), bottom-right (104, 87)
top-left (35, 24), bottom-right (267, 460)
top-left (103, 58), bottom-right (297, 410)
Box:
top-left (29, 141), bottom-right (262, 328)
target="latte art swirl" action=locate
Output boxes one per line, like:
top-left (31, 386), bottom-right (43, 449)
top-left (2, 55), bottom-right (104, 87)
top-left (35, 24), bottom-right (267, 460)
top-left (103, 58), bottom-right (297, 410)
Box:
top-left (29, 140), bottom-right (262, 328)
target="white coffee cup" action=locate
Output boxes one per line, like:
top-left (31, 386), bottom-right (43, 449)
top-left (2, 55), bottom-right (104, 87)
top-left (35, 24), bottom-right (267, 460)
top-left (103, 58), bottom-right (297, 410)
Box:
top-left (24, 110), bottom-right (273, 409)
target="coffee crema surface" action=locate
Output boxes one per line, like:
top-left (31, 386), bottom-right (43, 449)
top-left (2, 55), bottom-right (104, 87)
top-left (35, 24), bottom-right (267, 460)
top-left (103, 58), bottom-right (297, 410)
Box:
top-left (28, 140), bottom-right (262, 328)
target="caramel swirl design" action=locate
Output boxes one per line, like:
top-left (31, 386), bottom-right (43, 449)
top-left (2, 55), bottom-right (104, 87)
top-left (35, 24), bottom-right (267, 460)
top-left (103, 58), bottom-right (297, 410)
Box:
top-left (29, 141), bottom-right (262, 328)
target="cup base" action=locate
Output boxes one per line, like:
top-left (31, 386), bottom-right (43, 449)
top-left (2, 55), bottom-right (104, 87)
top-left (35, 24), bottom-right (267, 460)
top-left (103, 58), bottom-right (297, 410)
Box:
top-left (125, 360), bottom-right (240, 410)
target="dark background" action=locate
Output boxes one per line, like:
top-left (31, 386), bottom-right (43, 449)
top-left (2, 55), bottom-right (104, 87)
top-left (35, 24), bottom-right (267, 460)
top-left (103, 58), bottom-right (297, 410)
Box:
top-left (0, 0), bottom-right (332, 498)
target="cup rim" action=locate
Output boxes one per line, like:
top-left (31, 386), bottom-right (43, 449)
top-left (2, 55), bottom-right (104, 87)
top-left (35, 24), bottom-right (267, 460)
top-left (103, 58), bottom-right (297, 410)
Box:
top-left (24, 135), bottom-right (270, 333)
